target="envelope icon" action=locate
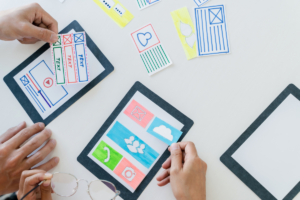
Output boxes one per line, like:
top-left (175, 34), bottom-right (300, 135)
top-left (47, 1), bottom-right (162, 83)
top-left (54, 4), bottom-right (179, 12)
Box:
top-left (63, 34), bottom-right (73, 45)
top-left (131, 106), bottom-right (146, 121)
top-left (20, 75), bottom-right (29, 86)
top-left (74, 33), bottom-right (84, 43)
top-left (208, 7), bottom-right (223, 25)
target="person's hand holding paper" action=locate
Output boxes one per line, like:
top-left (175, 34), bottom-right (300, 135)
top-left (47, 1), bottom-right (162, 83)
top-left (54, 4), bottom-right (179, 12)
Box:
top-left (0, 3), bottom-right (58, 44)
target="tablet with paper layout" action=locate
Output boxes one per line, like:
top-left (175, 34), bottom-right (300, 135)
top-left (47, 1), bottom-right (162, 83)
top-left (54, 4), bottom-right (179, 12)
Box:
top-left (88, 91), bottom-right (183, 192)
top-left (5, 21), bottom-right (114, 125)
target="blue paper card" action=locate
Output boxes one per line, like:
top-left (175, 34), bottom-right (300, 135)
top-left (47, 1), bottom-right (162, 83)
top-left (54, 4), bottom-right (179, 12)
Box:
top-left (195, 5), bottom-right (229, 56)
top-left (147, 117), bottom-right (183, 145)
top-left (194, 0), bottom-right (209, 7)
top-left (107, 121), bottom-right (159, 169)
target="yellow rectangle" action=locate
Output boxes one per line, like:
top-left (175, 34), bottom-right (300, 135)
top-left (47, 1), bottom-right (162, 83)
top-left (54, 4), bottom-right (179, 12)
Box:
top-left (93, 0), bottom-right (134, 28)
top-left (171, 7), bottom-right (197, 60)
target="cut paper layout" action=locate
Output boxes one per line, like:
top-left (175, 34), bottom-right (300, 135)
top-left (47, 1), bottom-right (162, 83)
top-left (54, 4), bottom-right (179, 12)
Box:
top-left (130, 24), bottom-right (172, 76)
top-left (171, 7), bottom-right (197, 60)
top-left (194, 0), bottom-right (209, 7)
top-left (93, 0), bottom-right (134, 28)
top-left (51, 32), bottom-right (89, 85)
top-left (124, 99), bottom-right (154, 128)
top-left (107, 121), bottom-right (159, 168)
top-left (147, 117), bottom-right (183, 145)
top-left (113, 158), bottom-right (145, 190)
top-left (195, 5), bottom-right (230, 56)
top-left (92, 140), bottom-right (123, 171)
top-left (136, 0), bottom-right (161, 10)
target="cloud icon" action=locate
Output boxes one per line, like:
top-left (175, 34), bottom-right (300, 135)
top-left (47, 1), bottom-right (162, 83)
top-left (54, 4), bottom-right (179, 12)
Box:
top-left (153, 125), bottom-right (173, 141)
top-left (137, 32), bottom-right (152, 47)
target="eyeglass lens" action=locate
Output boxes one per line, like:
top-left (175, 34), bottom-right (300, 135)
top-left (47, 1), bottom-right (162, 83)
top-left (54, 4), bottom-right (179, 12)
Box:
top-left (89, 180), bottom-right (117, 200)
top-left (51, 173), bottom-right (78, 197)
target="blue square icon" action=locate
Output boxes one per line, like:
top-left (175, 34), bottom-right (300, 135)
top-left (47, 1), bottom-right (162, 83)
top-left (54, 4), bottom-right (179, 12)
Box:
top-left (20, 75), bottom-right (29, 86)
top-left (209, 7), bottom-right (223, 25)
top-left (74, 33), bottom-right (84, 43)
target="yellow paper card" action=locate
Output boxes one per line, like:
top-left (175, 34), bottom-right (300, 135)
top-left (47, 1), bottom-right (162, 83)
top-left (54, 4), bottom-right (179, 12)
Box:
top-left (171, 7), bottom-right (197, 60)
top-left (93, 0), bottom-right (134, 28)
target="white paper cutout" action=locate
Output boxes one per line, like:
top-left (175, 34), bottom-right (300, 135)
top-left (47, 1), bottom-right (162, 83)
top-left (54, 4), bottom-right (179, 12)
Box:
top-left (131, 106), bottom-right (146, 121)
top-left (137, 144), bottom-right (145, 154)
top-left (100, 0), bottom-right (115, 9)
top-left (114, 4), bottom-right (126, 16)
top-left (180, 21), bottom-right (196, 49)
top-left (153, 125), bottom-right (173, 141)
top-left (103, 147), bottom-right (110, 162)
top-left (185, 34), bottom-right (197, 48)
top-left (125, 136), bottom-right (134, 145)
top-left (125, 137), bottom-right (145, 154)
top-left (122, 167), bottom-right (136, 181)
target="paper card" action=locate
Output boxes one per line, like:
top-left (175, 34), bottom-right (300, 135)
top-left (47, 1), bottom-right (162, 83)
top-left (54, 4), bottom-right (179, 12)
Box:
top-left (130, 24), bottom-right (172, 76)
top-left (171, 7), bottom-right (197, 60)
top-left (92, 140), bottom-right (123, 171)
top-left (113, 158), bottom-right (145, 190)
top-left (136, 0), bottom-right (161, 10)
top-left (194, 0), bottom-right (209, 7)
top-left (107, 121), bottom-right (159, 168)
top-left (124, 99), bottom-right (154, 128)
top-left (93, 0), bottom-right (134, 28)
top-left (51, 32), bottom-right (89, 85)
top-left (195, 5), bottom-right (230, 56)
top-left (147, 117), bottom-right (183, 145)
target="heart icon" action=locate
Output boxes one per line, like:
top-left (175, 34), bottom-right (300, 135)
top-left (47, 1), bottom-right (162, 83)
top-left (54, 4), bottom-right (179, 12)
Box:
top-left (137, 32), bottom-right (152, 47)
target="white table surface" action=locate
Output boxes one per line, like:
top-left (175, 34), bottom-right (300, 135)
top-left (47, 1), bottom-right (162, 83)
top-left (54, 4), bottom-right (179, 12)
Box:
top-left (1, 0), bottom-right (300, 199)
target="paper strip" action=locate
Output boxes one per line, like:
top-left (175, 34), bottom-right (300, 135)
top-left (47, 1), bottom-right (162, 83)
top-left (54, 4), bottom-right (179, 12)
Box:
top-left (171, 7), bottom-right (197, 60)
top-left (130, 24), bottom-right (172, 76)
top-left (136, 0), bottom-right (161, 10)
top-left (93, 0), bottom-right (134, 28)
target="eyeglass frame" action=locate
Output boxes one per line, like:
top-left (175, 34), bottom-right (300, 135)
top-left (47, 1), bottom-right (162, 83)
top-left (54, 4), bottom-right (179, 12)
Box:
top-left (51, 172), bottom-right (120, 200)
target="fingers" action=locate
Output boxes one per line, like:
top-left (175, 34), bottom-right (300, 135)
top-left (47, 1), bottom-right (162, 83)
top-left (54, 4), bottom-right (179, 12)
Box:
top-left (7, 123), bottom-right (45, 149)
top-left (40, 181), bottom-right (53, 200)
top-left (19, 170), bottom-right (45, 194)
top-left (157, 176), bottom-right (170, 187)
top-left (20, 23), bottom-right (58, 43)
top-left (156, 169), bottom-right (170, 182)
top-left (0, 122), bottom-right (26, 144)
top-left (162, 156), bottom-right (171, 169)
top-left (170, 143), bottom-right (183, 173)
top-left (19, 129), bottom-right (52, 159)
top-left (24, 139), bottom-right (57, 168)
top-left (18, 37), bottom-right (39, 44)
top-left (23, 172), bottom-right (52, 198)
top-left (35, 157), bottom-right (60, 171)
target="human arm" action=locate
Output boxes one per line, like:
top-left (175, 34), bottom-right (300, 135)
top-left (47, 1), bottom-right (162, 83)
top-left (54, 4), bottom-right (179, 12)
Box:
top-left (156, 142), bottom-right (207, 200)
top-left (0, 3), bottom-right (58, 44)
top-left (0, 122), bottom-right (59, 195)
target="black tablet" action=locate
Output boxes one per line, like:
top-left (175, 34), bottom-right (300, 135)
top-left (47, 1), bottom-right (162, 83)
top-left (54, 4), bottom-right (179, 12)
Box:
top-left (4, 20), bottom-right (114, 126)
top-left (78, 81), bottom-right (194, 200)
top-left (221, 84), bottom-right (300, 200)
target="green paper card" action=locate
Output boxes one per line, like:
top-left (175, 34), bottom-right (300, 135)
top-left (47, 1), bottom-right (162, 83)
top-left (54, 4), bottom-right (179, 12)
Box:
top-left (92, 140), bottom-right (123, 171)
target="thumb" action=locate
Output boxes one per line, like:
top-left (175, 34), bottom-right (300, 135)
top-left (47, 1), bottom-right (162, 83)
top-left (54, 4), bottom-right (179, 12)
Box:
top-left (21, 23), bottom-right (58, 43)
top-left (170, 143), bottom-right (183, 173)
top-left (40, 180), bottom-right (53, 200)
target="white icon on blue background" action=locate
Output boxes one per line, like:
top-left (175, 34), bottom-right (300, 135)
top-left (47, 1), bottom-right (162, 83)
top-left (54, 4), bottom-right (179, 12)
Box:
top-left (137, 32), bottom-right (152, 47)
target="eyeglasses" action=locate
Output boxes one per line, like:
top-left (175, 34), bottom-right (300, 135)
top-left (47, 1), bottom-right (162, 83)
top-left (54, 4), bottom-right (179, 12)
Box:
top-left (51, 172), bottom-right (120, 200)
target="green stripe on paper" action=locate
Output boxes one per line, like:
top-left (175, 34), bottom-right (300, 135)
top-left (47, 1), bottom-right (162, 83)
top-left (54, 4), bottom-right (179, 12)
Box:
top-left (140, 55), bottom-right (149, 73)
top-left (152, 49), bottom-right (162, 68)
top-left (144, 0), bottom-right (147, 6)
top-left (150, 50), bottom-right (160, 69)
top-left (142, 54), bottom-right (152, 72)
top-left (159, 45), bottom-right (170, 63)
top-left (137, 0), bottom-right (141, 8)
top-left (145, 52), bottom-right (155, 71)
top-left (157, 46), bottom-right (167, 65)
top-left (155, 47), bottom-right (165, 66)
top-left (147, 51), bottom-right (157, 70)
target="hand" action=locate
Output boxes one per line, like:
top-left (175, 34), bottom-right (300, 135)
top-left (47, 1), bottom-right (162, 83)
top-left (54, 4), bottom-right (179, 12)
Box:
top-left (0, 3), bottom-right (58, 44)
top-left (17, 170), bottom-right (53, 200)
top-left (0, 122), bottom-right (59, 195)
top-left (156, 142), bottom-right (207, 200)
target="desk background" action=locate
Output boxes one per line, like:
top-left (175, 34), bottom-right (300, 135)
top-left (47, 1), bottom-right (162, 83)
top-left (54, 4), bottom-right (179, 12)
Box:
top-left (1, 0), bottom-right (300, 199)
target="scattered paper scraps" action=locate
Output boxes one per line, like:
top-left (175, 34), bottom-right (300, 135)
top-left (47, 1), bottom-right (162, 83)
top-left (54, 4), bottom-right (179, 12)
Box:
top-left (107, 121), bottom-right (159, 169)
top-left (195, 5), bottom-right (230, 56)
top-left (136, 0), bottom-right (161, 10)
top-left (93, 0), bottom-right (134, 28)
top-left (113, 157), bottom-right (145, 190)
top-left (194, 0), bottom-right (209, 7)
top-left (171, 7), bottom-right (197, 60)
top-left (51, 32), bottom-right (89, 85)
top-left (130, 24), bottom-right (172, 76)
top-left (92, 140), bottom-right (123, 171)
top-left (124, 99), bottom-right (154, 128)
top-left (147, 117), bottom-right (183, 145)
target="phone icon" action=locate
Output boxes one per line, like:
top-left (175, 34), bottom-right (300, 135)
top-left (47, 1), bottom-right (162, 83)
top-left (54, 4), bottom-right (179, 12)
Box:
top-left (104, 147), bottom-right (110, 163)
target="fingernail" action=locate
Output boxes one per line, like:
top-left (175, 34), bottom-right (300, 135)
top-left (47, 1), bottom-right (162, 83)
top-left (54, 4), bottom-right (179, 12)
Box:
top-left (51, 139), bottom-right (56, 145)
top-left (54, 157), bottom-right (59, 163)
top-left (50, 34), bottom-right (58, 43)
top-left (17, 121), bottom-right (24, 128)
top-left (170, 143), bottom-right (179, 151)
top-left (38, 123), bottom-right (45, 129)
top-left (44, 172), bottom-right (52, 179)
top-left (45, 128), bottom-right (52, 136)
top-left (43, 180), bottom-right (50, 187)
